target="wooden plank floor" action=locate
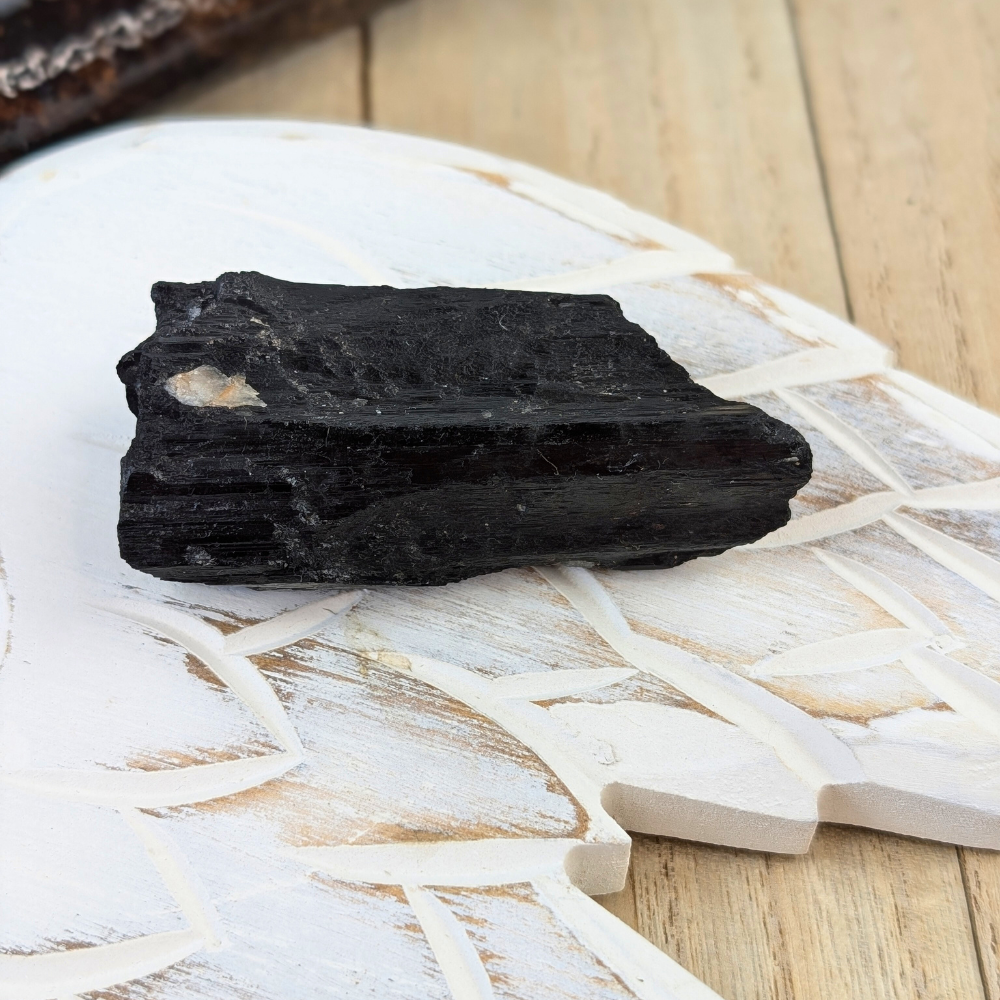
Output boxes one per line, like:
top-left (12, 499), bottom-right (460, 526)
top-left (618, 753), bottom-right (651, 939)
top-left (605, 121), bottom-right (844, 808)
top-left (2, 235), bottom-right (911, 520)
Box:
top-left (158, 2), bottom-right (1000, 995)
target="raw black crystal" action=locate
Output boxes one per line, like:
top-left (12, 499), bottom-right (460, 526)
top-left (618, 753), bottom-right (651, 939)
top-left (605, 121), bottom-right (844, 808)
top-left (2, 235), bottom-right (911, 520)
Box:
top-left (117, 271), bottom-right (811, 586)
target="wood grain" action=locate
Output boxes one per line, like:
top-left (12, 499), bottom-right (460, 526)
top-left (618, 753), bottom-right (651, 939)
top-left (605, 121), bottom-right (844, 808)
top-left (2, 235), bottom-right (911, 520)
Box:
top-left (365, 1), bottom-right (995, 996)
top-left (790, 0), bottom-right (1000, 411)
top-left (961, 849), bottom-right (1000, 1000)
top-left (368, 0), bottom-right (846, 316)
top-left (133, 1), bottom-right (1000, 996)
top-left (626, 829), bottom-right (985, 1000)
top-left (791, 5), bottom-right (1000, 996)
top-left (156, 26), bottom-right (364, 122)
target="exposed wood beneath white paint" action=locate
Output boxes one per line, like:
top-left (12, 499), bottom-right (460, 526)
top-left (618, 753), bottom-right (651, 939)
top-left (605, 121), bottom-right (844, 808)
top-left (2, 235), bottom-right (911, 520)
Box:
top-left (3, 120), bottom-right (1000, 1000)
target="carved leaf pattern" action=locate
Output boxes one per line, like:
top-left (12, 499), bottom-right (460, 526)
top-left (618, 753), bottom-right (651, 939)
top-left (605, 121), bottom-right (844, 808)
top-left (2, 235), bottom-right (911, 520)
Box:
top-left (4, 122), bottom-right (1000, 1000)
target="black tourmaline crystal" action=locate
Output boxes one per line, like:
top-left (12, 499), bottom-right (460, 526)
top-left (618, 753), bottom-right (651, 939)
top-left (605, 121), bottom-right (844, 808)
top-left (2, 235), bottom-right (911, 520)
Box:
top-left (118, 271), bottom-right (811, 586)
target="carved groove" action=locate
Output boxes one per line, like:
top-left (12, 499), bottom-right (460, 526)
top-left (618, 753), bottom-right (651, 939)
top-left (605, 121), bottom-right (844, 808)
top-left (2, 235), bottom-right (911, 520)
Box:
top-left (11, 128), bottom-right (1000, 1000)
top-left (536, 565), bottom-right (864, 792)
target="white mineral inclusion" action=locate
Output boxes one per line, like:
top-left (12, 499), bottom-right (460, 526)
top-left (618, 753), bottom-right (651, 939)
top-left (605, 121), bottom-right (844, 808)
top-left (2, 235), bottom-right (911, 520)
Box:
top-left (164, 365), bottom-right (266, 409)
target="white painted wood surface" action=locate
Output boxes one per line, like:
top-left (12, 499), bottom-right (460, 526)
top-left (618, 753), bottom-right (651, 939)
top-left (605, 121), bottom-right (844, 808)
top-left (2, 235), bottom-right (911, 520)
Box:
top-left (2, 120), bottom-right (1000, 1000)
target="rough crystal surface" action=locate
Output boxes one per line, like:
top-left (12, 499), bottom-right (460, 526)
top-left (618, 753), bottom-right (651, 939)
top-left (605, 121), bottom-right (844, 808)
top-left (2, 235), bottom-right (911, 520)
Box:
top-left (117, 271), bottom-right (811, 586)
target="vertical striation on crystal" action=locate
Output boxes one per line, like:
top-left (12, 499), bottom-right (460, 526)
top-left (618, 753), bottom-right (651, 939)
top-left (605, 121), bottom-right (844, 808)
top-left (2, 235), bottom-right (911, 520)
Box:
top-left (117, 271), bottom-right (811, 586)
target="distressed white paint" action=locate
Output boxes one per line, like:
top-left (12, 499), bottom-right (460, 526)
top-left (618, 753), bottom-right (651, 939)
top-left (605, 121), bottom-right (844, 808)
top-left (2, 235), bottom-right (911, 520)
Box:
top-left (489, 668), bottom-right (636, 701)
top-left (3, 120), bottom-right (1000, 1000)
top-left (0, 930), bottom-right (204, 1000)
top-left (101, 599), bottom-right (304, 756)
top-left (223, 590), bottom-right (364, 655)
top-left (369, 651), bottom-right (631, 891)
top-left (698, 345), bottom-right (891, 397)
top-left (911, 477), bottom-right (1000, 510)
top-left (201, 201), bottom-right (398, 285)
top-left (533, 876), bottom-right (721, 1000)
top-left (550, 700), bottom-right (818, 853)
top-left (888, 369), bottom-right (1000, 451)
top-left (119, 808), bottom-right (224, 950)
top-left (402, 885), bottom-right (495, 1000)
top-left (0, 755), bottom-right (300, 807)
top-left (750, 490), bottom-right (904, 548)
top-left (536, 565), bottom-right (865, 792)
top-left (487, 249), bottom-right (736, 293)
top-left (811, 549), bottom-right (951, 637)
top-left (885, 512), bottom-right (1000, 605)
top-left (776, 389), bottom-right (914, 496)
top-left (750, 628), bottom-right (930, 677)
top-left (293, 838), bottom-right (576, 887)
top-left (900, 648), bottom-right (1000, 740)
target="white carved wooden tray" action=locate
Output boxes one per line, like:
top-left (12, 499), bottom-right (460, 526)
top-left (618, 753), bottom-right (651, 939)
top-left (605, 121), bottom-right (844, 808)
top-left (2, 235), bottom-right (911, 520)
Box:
top-left (3, 120), bottom-right (1000, 1000)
